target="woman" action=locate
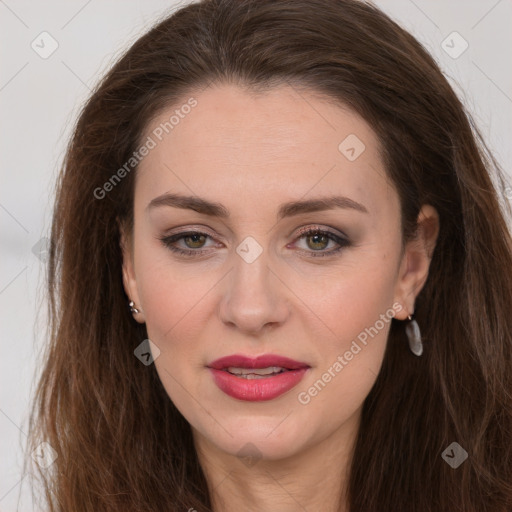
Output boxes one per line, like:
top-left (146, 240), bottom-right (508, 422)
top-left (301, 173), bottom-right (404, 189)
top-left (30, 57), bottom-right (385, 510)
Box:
top-left (26, 0), bottom-right (512, 510)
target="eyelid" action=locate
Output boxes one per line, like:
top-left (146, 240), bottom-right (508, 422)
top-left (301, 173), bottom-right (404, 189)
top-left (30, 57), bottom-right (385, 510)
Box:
top-left (294, 223), bottom-right (348, 240)
top-left (161, 221), bottom-right (347, 238)
top-left (164, 225), bottom-right (218, 237)
top-left (159, 225), bottom-right (221, 245)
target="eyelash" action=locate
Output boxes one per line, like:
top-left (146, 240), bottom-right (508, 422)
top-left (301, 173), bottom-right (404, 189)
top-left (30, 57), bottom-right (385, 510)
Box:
top-left (157, 226), bottom-right (351, 258)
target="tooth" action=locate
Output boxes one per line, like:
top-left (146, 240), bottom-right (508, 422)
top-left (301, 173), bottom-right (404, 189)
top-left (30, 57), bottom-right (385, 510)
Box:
top-left (226, 366), bottom-right (286, 376)
top-left (242, 374), bottom-right (276, 379)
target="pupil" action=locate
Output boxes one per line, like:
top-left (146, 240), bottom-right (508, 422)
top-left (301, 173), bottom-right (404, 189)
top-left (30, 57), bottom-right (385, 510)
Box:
top-left (186, 234), bottom-right (204, 248)
top-left (309, 233), bottom-right (327, 250)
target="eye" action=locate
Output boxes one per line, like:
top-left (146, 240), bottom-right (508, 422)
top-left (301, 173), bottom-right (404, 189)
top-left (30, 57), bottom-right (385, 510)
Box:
top-left (158, 231), bottom-right (215, 257)
top-left (293, 226), bottom-right (351, 257)
top-left (157, 226), bottom-right (351, 258)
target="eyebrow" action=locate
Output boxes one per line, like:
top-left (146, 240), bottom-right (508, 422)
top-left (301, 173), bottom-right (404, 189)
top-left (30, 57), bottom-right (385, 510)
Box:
top-left (146, 192), bottom-right (368, 219)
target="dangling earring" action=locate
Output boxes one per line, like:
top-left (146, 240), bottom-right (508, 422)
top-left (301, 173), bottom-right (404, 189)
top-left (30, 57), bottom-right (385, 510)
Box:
top-left (405, 313), bottom-right (423, 356)
top-left (128, 300), bottom-right (139, 314)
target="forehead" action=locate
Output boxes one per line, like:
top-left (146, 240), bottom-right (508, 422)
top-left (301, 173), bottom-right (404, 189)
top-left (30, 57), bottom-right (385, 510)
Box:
top-left (135, 83), bottom-right (397, 222)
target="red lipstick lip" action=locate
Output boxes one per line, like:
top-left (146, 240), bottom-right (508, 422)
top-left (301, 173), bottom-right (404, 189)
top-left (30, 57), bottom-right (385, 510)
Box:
top-left (207, 354), bottom-right (311, 402)
top-left (208, 354), bottom-right (310, 371)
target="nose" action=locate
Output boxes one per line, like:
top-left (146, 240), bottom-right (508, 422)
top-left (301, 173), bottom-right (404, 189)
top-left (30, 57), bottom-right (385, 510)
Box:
top-left (218, 247), bottom-right (290, 334)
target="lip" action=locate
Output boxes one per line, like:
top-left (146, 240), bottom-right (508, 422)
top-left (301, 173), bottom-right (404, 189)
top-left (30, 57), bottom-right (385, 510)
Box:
top-left (207, 354), bottom-right (310, 402)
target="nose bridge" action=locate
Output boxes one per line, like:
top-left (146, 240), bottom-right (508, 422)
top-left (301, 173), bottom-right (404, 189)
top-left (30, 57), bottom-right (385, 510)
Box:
top-left (219, 235), bottom-right (288, 332)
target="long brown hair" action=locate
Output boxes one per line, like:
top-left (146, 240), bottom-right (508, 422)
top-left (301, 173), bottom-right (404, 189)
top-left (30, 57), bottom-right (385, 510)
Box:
top-left (25, 0), bottom-right (512, 510)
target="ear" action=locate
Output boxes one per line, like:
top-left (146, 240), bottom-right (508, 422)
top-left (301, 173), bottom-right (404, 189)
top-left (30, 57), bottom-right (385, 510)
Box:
top-left (393, 204), bottom-right (439, 320)
top-left (118, 216), bottom-right (145, 324)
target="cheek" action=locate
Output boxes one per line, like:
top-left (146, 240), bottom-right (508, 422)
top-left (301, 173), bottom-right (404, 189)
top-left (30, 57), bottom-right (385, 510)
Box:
top-left (132, 229), bottom-right (205, 320)
top-left (295, 258), bottom-right (398, 351)
top-left (294, 253), bottom-right (398, 402)
top-left (138, 264), bottom-right (211, 344)
top-left (295, 279), bottom-right (393, 424)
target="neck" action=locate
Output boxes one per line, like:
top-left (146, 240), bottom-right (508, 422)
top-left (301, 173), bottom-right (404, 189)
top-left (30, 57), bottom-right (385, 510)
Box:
top-left (193, 409), bottom-right (360, 512)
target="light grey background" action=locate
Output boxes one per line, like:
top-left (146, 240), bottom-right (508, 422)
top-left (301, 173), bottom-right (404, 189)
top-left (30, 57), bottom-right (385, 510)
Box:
top-left (1, 0), bottom-right (511, 510)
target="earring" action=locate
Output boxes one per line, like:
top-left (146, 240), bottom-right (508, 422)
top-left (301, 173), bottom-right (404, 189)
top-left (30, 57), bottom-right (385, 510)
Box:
top-left (405, 313), bottom-right (423, 356)
top-left (128, 300), bottom-right (139, 314)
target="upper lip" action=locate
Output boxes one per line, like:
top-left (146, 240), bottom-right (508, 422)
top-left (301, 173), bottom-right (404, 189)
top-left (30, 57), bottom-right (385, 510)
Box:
top-left (208, 354), bottom-right (310, 371)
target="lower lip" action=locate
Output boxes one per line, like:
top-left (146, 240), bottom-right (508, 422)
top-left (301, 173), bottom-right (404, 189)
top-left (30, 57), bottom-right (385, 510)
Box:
top-left (209, 368), bottom-right (309, 401)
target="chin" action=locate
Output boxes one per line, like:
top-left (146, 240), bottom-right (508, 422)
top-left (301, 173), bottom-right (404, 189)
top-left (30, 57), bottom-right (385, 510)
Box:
top-left (194, 412), bottom-right (312, 462)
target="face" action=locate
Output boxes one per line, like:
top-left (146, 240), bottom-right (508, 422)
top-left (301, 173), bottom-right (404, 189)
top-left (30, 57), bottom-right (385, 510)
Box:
top-left (121, 83), bottom-right (438, 463)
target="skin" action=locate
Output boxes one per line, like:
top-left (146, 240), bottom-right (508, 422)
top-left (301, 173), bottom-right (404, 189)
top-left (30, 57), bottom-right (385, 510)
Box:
top-left (120, 83), bottom-right (439, 512)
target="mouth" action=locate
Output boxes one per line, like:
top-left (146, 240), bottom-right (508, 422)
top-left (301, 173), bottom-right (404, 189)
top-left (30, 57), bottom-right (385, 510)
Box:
top-left (207, 354), bottom-right (310, 401)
